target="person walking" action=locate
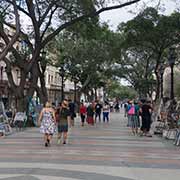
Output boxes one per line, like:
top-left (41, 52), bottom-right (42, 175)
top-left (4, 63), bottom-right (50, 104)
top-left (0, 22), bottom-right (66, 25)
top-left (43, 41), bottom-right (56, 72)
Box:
top-left (127, 101), bottom-right (136, 135)
top-left (102, 101), bottom-right (110, 123)
top-left (95, 101), bottom-right (102, 122)
top-left (68, 99), bottom-right (76, 127)
top-left (79, 102), bottom-right (86, 126)
top-left (114, 101), bottom-right (120, 112)
top-left (56, 99), bottom-right (71, 145)
top-left (38, 102), bottom-right (56, 147)
top-left (124, 102), bottom-right (128, 118)
top-left (86, 103), bottom-right (95, 125)
top-left (140, 100), bottom-right (153, 137)
top-left (126, 101), bottom-right (132, 127)
top-left (134, 101), bottom-right (140, 132)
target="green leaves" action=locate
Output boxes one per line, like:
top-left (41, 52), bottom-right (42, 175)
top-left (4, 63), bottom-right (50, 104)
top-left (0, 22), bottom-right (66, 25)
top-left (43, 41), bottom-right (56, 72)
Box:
top-left (106, 80), bottom-right (137, 99)
top-left (116, 7), bottom-right (180, 98)
top-left (47, 19), bottom-right (120, 93)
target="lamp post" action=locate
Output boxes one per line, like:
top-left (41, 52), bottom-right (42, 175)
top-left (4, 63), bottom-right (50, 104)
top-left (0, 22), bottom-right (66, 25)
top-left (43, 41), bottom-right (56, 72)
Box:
top-left (159, 63), bottom-right (164, 100)
top-left (73, 64), bottom-right (81, 102)
top-left (168, 47), bottom-right (176, 100)
top-left (73, 77), bottom-right (79, 102)
top-left (59, 66), bottom-right (65, 102)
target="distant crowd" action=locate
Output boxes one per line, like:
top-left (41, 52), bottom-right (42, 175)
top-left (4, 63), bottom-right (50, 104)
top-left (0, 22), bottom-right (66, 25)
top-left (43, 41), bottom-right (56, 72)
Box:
top-left (1, 97), bottom-right (154, 145)
top-left (123, 99), bottom-right (153, 137)
top-left (37, 98), bottom-right (155, 147)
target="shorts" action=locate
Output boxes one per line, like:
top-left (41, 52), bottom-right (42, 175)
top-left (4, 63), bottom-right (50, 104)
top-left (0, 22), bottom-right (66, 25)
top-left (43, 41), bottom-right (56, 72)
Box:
top-left (58, 124), bottom-right (68, 133)
top-left (130, 115), bottom-right (138, 128)
top-left (14, 121), bottom-right (24, 128)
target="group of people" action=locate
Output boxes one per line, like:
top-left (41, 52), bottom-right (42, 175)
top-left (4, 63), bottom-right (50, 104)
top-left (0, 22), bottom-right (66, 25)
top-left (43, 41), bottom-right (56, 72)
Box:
top-left (38, 99), bottom-right (75, 147)
top-left (79, 100), bottom-right (110, 126)
top-left (36, 97), bottom-right (154, 147)
top-left (124, 99), bottom-right (153, 137)
top-left (38, 99), bottom-right (111, 147)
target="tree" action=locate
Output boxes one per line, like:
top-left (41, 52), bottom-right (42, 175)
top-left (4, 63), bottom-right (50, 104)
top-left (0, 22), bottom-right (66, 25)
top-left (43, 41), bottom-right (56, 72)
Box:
top-left (0, 0), bottom-right (141, 111)
top-left (117, 47), bottom-right (156, 98)
top-left (106, 80), bottom-right (137, 99)
top-left (50, 21), bottom-right (122, 101)
top-left (117, 8), bottom-right (180, 100)
top-left (0, 0), bottom-right (20, 61)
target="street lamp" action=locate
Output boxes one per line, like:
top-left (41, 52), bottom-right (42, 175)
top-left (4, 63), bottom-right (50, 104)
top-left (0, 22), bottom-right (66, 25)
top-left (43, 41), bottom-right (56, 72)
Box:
top-left (73, 76), bottom-right (79, 102)
top-left (159, 63), bottom-right (165, 100)
top-left (72, 64), bottom-right (81, 102)
top-left (59, 66), bottom-right (65, 102)
top-left (168, 47), bottom-right (176, 100)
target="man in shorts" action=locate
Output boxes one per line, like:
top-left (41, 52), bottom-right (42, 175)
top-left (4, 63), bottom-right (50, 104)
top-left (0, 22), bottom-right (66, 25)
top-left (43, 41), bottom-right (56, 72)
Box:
top-left (57, 99), bottom-right (71, 144)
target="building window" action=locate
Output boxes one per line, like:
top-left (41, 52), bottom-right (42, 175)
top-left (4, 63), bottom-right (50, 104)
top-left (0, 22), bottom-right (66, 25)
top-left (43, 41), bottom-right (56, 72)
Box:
top-left (55, 74), bottom-right (57, 84)
top-left (51, 75), bottom-right (53, 84)
top-left (16, 69), bottom-right (19, 79)
top-left (0, 66), bottom-right (3, 80)
top-left (48, 74), bottom-right (50, 84)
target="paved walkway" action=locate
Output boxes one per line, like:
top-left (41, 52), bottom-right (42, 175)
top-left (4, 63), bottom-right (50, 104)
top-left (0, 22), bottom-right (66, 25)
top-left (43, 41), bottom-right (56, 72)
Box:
top-left (0, 111), bottom-right (180, 180)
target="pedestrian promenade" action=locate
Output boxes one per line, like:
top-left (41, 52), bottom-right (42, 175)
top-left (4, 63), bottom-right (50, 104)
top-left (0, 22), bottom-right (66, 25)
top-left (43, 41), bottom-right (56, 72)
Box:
top-left (0, 111), bottom-right (180, 180)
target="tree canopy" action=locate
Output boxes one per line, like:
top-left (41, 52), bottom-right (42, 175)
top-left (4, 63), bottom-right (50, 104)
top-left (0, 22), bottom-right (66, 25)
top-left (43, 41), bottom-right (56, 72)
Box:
top-left (116, 7), bottom-right (180, 99)
top-left (0, 0), bottom-right (141, 110)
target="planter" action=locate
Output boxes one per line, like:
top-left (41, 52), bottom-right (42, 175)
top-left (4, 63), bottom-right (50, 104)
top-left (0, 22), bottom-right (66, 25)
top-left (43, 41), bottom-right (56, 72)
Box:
top-left (163, 129), bottom-right (176, 140)
top-left (0, 122), bottom-right (12, 136)
top-left (163, 129), bottom-right (168, 138)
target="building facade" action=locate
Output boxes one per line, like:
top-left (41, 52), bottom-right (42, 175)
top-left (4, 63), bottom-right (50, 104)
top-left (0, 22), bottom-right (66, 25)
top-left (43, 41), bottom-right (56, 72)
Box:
top-left (42, 65), bottom-right (80, 104)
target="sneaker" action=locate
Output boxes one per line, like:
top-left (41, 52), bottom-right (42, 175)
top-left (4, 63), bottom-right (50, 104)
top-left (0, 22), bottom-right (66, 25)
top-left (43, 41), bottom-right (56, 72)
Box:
top-left (47, 139), bottom-right (50, 146)
top-left (146, 133), bottom-right (152, 137)
top-left (57, 139), bottom-right (61, 145)
top-left (45, 142), bottom-right (48, 147)
top-left (63, 141), bottom-right (66, 144)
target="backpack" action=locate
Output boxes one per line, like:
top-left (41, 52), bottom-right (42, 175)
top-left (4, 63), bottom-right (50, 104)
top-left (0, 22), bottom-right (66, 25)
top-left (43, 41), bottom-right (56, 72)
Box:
top-left (128, 106), bottom-right (135, 115)
top-left (55, 107), bottom-right (61, 122)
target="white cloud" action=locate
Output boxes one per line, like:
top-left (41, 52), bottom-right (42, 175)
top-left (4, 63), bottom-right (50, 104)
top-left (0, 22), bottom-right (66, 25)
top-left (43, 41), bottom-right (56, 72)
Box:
top-left (100, 0), bottom-right (177, 31)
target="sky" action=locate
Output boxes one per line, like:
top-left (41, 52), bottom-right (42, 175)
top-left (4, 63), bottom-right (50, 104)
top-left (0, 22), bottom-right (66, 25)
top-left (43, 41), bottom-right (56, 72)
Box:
top-left (99, 0), bottom-right (178, 31)
top-left (19, 1), bottom-right (178, 32)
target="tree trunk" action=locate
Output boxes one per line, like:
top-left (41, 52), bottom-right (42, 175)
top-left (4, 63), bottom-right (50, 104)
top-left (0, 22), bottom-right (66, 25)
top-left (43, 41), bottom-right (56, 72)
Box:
top-left (16, 96), bottom-right (27, 112)
top-left (39, 73), bottom-right (48, 105)
top-left (26, 61), bottom-right (48, 105)
top-left (154, 52), bottom-right (163, 101)
top-left (154, 67), bottom-right (160, 101)
top-left (90, 89), bottom-right (94, 102)
top-left (11, 86), bottom-right (26, 112)
top-left (94, 88), bottom-right (97, 101)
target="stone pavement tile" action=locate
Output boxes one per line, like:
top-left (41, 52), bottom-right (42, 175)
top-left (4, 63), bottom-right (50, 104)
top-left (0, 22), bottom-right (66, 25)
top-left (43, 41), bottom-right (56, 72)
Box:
top-left (0, 176), bottom-right (40, 180)
top-left (0, 112), bottom-right (180, 180)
